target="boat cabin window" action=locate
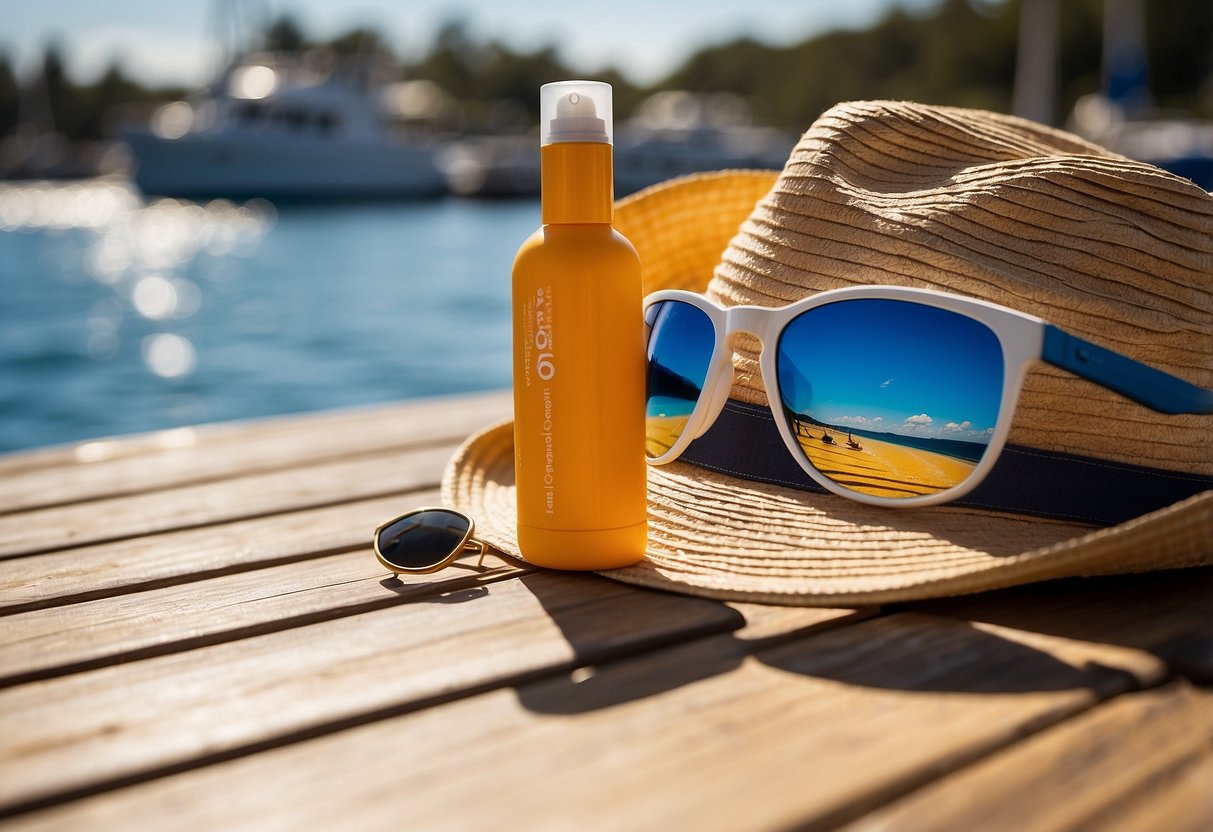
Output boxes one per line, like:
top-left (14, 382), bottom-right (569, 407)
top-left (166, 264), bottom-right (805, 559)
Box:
top-left (234, 103), bottom-right (264, 124)
top-left (230, 102), bottom-right (344, 136)
top-left (316, 112), bottom-right (341, 135)
top-left (277, 108), bottom-right (309, 130)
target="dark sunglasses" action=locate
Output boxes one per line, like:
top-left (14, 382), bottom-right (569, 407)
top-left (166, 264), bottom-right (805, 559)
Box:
top-left (644, 285), bottom-right (1213, 509)
top-left (373, 508), bottom-right (489, 574)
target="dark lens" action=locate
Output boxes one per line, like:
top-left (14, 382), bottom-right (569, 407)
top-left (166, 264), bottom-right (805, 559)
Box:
top-left (645, 300), bottom-right (715, 458)
top-left (376, 509), bottom-right (471, 570)
top-left (775, 299), bottom-right (1004, 499)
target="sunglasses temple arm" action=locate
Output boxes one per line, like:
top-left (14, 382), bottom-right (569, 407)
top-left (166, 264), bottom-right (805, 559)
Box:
top-left (1042, 325), bottom-right (1213, 415)
top-left (464, 538), bottom-right (489, 568)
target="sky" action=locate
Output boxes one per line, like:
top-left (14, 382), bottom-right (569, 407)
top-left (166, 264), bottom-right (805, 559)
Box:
top-left (4, 0), bottom-right (942, 88)
top-left (775, 299), bottom-right (1003, 442)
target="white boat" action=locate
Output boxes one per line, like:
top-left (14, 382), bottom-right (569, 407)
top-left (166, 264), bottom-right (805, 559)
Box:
top-left (123, 54), bottom-right (448, 200)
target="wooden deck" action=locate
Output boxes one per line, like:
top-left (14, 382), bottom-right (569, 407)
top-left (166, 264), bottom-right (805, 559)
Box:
top-left (1, 389), bottom-right (1210, 831)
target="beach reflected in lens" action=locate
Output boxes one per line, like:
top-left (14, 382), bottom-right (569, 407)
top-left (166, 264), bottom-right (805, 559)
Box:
top-left (776, 299), bottom-right (1004, 498)
top-left (645, 300), bottom-right (715, 458)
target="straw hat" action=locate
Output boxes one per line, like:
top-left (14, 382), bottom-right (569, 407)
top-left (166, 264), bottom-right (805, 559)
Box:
top-left (443, 100), bottom-right (1213, 605)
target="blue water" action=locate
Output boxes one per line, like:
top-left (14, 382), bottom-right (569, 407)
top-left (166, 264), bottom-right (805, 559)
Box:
top-left (0, 179), bottom-right (538, 453)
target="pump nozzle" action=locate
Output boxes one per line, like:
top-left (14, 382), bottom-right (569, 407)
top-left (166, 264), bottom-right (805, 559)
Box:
top-left (541, 81), bottom-right (612, 144)
top-left (557, 92), bottom-right (593, 118)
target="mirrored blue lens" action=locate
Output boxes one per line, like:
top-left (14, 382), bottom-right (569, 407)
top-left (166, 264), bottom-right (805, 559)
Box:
top-left (645, 300), bottom-right (715, 458)
top-left (775, 299), bottom-right (1004, 499)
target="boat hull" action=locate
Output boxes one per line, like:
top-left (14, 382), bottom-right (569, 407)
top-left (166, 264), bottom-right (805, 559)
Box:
top-left (124, 130), bottom-right (448, 200)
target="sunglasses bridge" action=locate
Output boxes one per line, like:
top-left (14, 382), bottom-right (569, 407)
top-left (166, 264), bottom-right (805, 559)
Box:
top-left (717, 306), bottom-right (778, 343)
top-left (705, 303), bottom-right (785, 377)
top-left (663, 305), bottom-right (786, 446)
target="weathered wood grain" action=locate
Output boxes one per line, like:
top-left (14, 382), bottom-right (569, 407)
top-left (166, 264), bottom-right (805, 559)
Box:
top-left (0, 443), bottom-right (456, 559)
top-left (0, 392), bottom-right (511, 513)
top-left (725, 601), bottom-right (870, 643)
top-left (1097, 748), bottom-right (1213, 832)
top-left (842, 682), bottom-right (1213, 832)
top-left (908, 568), bottom-right (1213, 682)
top-left (0, 572), bottom-right (840, 815)
top-left (0, 491), bottom-right (440, 614)
top-left (0, 548), bottom-right (524, 685)
top-left (2, 392), bottom-right (1208, 832)
top-left (1, 608), bottom-right (1172, 832)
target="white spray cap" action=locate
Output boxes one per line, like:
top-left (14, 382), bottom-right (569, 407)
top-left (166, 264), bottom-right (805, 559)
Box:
top-left (540, 80), bottom-right (612, 145)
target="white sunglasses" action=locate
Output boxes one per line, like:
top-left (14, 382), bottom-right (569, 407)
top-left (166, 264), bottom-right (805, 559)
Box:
top-left (644, 284), bottom-right (1212, 511)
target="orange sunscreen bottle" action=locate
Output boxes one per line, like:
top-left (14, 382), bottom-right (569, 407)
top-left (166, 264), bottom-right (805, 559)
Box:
top-left (510, 80), bottom-right (647, 569)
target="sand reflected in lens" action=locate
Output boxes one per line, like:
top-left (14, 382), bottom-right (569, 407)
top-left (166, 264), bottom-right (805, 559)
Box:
top-left (645, 415), bottom-right (690, 458)
top-left (795, 428), bottom-right (977, 498)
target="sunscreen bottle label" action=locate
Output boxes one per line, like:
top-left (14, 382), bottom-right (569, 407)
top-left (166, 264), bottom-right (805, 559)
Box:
top-left (521, 284), bottom-right (557, 514)
top-left (520, 285), bottom-right (555, 390)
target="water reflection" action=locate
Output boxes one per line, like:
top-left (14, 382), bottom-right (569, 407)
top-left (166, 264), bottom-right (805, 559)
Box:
top-left (0, 178), bottom-right (274, 382)
top-left (142, 333), bottom-right (198, 379)
top-left (1, 183), bottom-right (525, 452)
top-left (131, 274), bottom-right (202, 320)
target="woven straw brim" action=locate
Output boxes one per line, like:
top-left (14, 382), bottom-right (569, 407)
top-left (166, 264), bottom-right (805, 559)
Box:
top-left (442, 420), bottom-right (1212, 606)
top-left (442, 102), bottom-right (1213, 605)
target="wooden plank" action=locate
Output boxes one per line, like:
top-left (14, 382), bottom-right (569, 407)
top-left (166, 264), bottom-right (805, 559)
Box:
top-left (0, 391), bottom-right (511, 514)
top-left (0, 442), bottom-right (457, 559)
top-left (0, 491), bottom-right (440, 615)
top-left (842, 682), bottom-right (1213, 832)
top-left (0, 572), bottom-right (849, 815)
top-left (1098, 749), bottom-right (1213, 832)
top-left (725, 601), bottom-right (871, 643)
top-left (1, 607), bottom-right (1171, 831)
top-left (908, 567), bottom-right (1213, 682)
top-left (0, 548), bottom-right (523, 686)
top-left (0, 390), bottom-right (507, 514)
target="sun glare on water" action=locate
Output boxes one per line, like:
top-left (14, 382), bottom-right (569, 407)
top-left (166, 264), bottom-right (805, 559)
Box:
top-left (0, 179), bottom-right (274, 382)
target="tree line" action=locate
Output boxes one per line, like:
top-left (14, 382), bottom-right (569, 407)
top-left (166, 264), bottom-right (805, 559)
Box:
top-left (1, 0), bottom-right (1209, 146)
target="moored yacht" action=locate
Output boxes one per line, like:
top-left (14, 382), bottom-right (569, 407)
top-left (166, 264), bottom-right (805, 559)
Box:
top-left (123, 54), bottom-right (448, 200)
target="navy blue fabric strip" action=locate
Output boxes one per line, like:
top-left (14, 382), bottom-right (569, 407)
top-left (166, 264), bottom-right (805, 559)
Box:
top-left (678, 399), bottom-right (1213, 526)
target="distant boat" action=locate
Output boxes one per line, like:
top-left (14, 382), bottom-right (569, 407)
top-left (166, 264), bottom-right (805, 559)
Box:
top-left (1051, 0), bottom-right (1212, 190)
top-left (439, 90), bottom-right (793, 198)
top-left (438, 135), bottom-right (539, 198)
top-left (614, 91), bottom-right (792, 196)
top-left (1070, 96), bottom-right (1213, 191)
top-left (122, 54), bottom-right (447, 200)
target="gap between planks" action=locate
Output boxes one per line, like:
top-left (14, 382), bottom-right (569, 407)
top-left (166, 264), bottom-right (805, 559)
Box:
top-left (0, 594), bottom-right (1181, 832)
top-left (0, 438), bottom-right (463, 560)
top-left (2, 568), bottom-right (1203, 823)
top-left (842, 681), bottom-right (1213, 832)
top-left (0, 570), bottom-right (868, 818)
top-left (0, 390), bottom-right (510, 486)
top-left (0, 490), bottom-right (447, 615)
top-left (0, 548), bottom-right (528, 688)
top-left (0, 391), bottom-right (511, 515)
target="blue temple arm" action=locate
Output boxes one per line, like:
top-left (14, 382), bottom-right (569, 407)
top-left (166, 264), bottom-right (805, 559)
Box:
top-left (1042, 325), bottom-right (1213, 415)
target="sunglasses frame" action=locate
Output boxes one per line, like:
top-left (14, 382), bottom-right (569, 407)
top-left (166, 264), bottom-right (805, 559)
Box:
top-left (643, 284), bottom-right (1209, 509)
top-left (373, 507), bottom-right (489, 575)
